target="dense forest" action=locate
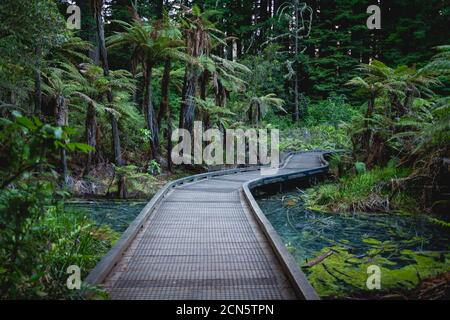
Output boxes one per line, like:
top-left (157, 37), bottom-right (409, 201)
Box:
top-left (0, 0), bottom-right (449, 299)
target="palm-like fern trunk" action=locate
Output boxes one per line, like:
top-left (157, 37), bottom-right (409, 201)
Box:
top-left (179, 22), bottom-right (208, 134)
top-left (157, 59), bottom-right (173, 171)
top-left (157, 60), bottom-right (171, 129)
top-left (92, 0), bottom-right (126, 198)
top-left (85, 101), bottom-right (97, 174)
top-left (362, 91), bottom-right (376, 155)
top-left (179, 66), bottom-right (197, 133)
top-left (143, 63), bottom-right (160, 160)
top-left (34, 45), bottom-right (42, 115)
top-left (294, 2), bottom-right (299, 122)
top-left (55, 95), bottom-right (69, 185)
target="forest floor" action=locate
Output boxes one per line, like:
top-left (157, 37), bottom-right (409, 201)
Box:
top-left (67, 163), bottom-right (195, 199)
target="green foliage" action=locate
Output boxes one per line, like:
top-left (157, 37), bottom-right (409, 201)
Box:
top-left (391, 97), bottom-right (450, 155)
top-left (113, 165), bottom-right (159, 197)
top-left (302, 94), bottom-right (360, 126)
top-left (35, 208), bottom-right (118, 298)
top-left (195, 97), bottom-right (236, 128)
top-left (280, 125), bottom-right (351, 152)
top-left (148, 160), bottom-right (161, 175)
top-left (303, 165), bottom-right (416, 213)
top-left (0, 179), bottom-right (56, 298)
top-left (343, 49), bottom-right (449, 211)
top-left (354, 162), bottom-right (366, 174)
top-left (304, 245), bottom-right (450, 298)
top-left (0, 113), bottom-right (92, 188)
top-left (0, 0), bottom-right (65, 106)
top-left (0, 196), bottom-right (117, 299)
top-left (0, 0), bottom-right (448, 300)
top-left (0, 115), bottom-right (113, 299)
top-left (427, 217), bottom-right (450, 229)
top-left (107, 18), bottom-right (186, 68)
top-left (246, 94), bottom-right (286, 125)
top-left (236, 46), bottom-right (288, 114)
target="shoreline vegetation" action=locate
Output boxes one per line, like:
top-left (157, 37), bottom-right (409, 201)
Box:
top-left (302, 163), bottom-right (418, 214)
top-left (301, 155), bottom-right (449, 223)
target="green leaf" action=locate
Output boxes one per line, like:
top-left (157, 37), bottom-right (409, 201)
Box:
top-left (68, 142), bottom-right (95, 153)
top-left (16, 116), bottom-right (37, 130)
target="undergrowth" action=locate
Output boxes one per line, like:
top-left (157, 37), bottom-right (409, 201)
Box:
top-left (280, 124), bottom-right (351, 152)
top-left (302, 165), bottom-right (419, 214)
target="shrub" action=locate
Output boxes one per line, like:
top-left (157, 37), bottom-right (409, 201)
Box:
top-left (0, 115), bottom-right (115, 298)
top-left (0, 196), bottom-right (117, 298)
top-left (303, 94), bottom-right (360, 127)
top-left (280, 124), bottom-right (351, 152)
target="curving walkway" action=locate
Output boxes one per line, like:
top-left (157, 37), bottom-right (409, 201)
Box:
top-left (86, 151), bottom-right (329, 300)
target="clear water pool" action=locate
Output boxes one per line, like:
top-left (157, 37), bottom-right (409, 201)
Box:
top-left (257, 191), bottom-right (450, 297)
top-left (66, 200), bottom-right (147, 232)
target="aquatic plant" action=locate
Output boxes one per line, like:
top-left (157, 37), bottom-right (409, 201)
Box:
top-left (258, 190), bottom-right (450, 299)
top-left (304, 245), bottom-right (449, 298)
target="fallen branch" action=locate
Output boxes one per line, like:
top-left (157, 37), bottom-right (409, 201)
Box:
top-left (303, 250), bottom-right (334, 268)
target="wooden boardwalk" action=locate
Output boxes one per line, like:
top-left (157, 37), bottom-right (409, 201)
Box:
top-left (87, 152), bottom-right (328, 300)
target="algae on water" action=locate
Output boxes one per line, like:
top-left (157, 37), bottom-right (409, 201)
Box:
top-left (257, 191), bottom-right (450, 298)
top-left (303, 245), bottom-right (449, 297)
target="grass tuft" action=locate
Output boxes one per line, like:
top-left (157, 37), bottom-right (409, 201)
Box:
top-left (303, 165), bottom-right (419, 213)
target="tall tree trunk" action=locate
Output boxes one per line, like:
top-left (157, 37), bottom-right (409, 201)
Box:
top-left (179, 66), bottom-right (197, 134)
top-left (259, 0), bottom-right (270, 44)
top-left (89, 32), bottom-right (100, 64)
top-left (155, 0), bottom-right (164, 19)
top-left (179, 24), bottom-right (206, 134)
top-left (158, 59), bottom-right (173, 172)
top-left (363, 91), bottom-right (376, 154)
top-left (85, 101), bottom-right (97, 174)
top-left (79, 0), bottom-right (100, 63)
top-left (55, 95), bottom-right (69, 185)
top-left (93, 0), bottom-right (126, 198)
top-left (200, 70), bottom-right (207, 100)
top-left (293, 1), bottom-right (299, 122)
top-left (166, 98), bottom-right (173, 174)
top-left (34, 46), bottom-right (42, 115)
top-left (143, 62), bottom-right (160, 160)
top-left (215, 80), bottom-right (227, 109)
top-left (294, 75), bottom-right (299, 122)
top-left (200, 69), bottom-right (210, 129)
top-left (157, 59), bottom-right (171, 130)
top-left (403, 88), bottom-right (414, 116)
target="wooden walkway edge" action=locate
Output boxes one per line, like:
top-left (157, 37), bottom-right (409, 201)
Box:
top-left (85, 151), bottom-right (333, 300)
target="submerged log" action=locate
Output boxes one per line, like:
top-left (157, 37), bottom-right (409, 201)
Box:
top-left (304, 250), bottom-right (334, 268)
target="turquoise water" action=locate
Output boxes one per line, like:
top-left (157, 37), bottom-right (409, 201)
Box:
top-left (257, 191), bottom-right (450, 267)
top-left (66, 200), bottom-right (147, 232)
top-left (65, 196), bottom-right (449, 297)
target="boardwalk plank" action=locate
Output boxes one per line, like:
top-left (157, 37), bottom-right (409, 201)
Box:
top-left (97, 152), bottom-right (325, 300)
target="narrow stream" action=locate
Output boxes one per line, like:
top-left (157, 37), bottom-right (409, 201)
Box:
top-left (257, 191), bottom-right (450, 298)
